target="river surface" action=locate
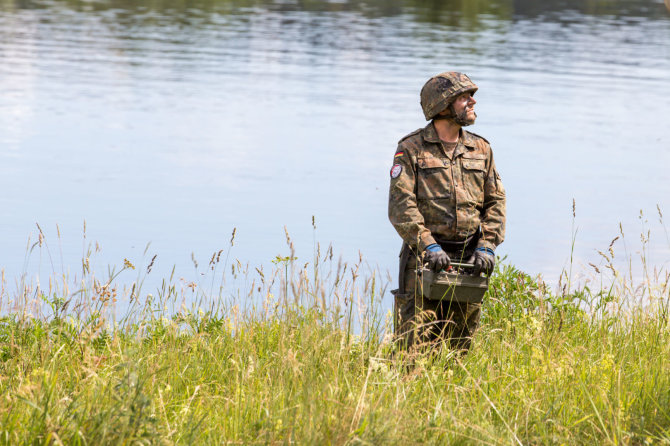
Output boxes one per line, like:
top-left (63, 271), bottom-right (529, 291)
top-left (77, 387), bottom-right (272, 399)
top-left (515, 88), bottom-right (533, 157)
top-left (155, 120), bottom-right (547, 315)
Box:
top-left (1, 0), bottom-right (670, 301)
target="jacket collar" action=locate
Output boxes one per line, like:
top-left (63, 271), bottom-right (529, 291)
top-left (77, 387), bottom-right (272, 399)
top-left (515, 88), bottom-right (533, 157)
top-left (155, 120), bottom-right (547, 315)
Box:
top-left (422, 121), bottom-right (476, 149)
top-left (422, 121), bottom-right (441, 143)
top-left (461, 130), bottom-right (477, 148)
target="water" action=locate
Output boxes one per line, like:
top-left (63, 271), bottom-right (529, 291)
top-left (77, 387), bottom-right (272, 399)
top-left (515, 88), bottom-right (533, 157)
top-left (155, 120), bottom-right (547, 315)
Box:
top-left (1, 0), bottom-right (670, 298)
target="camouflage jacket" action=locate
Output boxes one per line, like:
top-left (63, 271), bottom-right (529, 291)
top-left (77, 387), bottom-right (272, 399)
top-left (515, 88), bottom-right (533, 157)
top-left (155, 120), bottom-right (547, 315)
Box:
top-left (388, 122), bottom-right (505, 252)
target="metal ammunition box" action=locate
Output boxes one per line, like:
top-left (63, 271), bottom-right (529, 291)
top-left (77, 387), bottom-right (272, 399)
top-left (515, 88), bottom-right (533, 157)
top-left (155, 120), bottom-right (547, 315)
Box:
top-left (419, 269), bottom-right (489, 303)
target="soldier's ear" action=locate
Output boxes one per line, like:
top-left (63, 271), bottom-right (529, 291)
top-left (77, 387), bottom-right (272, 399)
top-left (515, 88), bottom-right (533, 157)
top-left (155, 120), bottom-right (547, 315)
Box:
top-left (437, 105), bottom-right (454, 118)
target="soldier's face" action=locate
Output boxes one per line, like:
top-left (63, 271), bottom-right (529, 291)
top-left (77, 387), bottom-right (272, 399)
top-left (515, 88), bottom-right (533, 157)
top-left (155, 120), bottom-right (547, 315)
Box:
top-left (451, 92), bottom-right (477, 124)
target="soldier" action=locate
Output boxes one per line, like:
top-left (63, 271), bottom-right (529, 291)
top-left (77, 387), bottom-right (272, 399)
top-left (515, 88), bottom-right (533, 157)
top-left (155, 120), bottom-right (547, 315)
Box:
top-left (388, 72), bottom-right (506, 352)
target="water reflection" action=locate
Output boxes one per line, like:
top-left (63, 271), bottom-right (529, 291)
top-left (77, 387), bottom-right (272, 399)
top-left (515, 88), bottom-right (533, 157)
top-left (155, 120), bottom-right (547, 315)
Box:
top-left (2, 0), bottom-right (668, 21)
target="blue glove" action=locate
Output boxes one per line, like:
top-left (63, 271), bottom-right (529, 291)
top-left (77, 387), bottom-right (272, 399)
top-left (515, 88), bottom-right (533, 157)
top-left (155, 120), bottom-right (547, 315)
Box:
top-left (472, 247), bottom-right (495, 275)
top-left (425, 244), bottom-right (450, 272)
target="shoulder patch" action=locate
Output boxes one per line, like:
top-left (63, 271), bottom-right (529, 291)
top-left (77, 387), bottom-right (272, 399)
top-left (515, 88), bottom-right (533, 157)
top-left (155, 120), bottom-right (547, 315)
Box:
top-left (397, 128), bottom-right (422, 145)
top-left (390, 164), bottom-right (403, 178)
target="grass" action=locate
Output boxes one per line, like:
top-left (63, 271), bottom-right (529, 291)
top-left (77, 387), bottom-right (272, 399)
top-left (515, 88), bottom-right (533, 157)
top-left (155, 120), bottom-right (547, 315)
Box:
top-left (1, 227), bottom-right (670, 445)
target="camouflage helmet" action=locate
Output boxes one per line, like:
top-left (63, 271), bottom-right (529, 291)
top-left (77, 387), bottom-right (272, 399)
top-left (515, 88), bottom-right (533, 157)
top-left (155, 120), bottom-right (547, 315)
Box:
top-left (420, 72), bottom-right (478, 120)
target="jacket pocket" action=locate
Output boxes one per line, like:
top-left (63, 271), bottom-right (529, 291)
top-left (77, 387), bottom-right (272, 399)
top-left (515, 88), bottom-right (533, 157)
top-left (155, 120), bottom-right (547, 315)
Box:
top-left (461, 157), bottom-right (486, 202)
top-left (462, 159), bottom-right (485, 171)
top-left (416, 157), bottom-right (450, 200)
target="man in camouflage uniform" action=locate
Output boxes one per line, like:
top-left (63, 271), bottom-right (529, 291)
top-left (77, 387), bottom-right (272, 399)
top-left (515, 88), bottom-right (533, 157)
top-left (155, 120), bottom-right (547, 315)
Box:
top-left (388, 72), bottom-right (506, 352)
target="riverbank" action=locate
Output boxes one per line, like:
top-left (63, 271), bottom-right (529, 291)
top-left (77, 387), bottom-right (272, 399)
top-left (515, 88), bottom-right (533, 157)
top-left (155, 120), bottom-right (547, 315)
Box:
top-left (1, 257), bottom-right (669, 444)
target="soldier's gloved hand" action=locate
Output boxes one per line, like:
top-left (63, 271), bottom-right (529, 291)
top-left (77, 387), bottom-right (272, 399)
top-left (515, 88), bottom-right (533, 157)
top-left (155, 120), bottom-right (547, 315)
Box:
top-left (425, 244), bottom-right (450, 272)
top-left (472, 247), bottom-right (495, 276)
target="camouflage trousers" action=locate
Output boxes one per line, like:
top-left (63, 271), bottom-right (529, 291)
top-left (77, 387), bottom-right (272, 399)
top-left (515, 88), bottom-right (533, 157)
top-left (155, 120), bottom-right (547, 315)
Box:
top-left (393, 245), bottom-right (481, 352)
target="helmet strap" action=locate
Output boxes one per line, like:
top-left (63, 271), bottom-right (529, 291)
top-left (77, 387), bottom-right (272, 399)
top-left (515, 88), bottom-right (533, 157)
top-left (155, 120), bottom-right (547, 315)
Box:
top-left (433, 104), bottom-right (476, 126)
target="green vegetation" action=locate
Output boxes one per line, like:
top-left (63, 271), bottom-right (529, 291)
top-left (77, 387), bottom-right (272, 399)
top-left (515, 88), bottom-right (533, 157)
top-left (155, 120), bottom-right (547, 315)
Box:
top-left (1, 235), bottom-right (670, 445)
